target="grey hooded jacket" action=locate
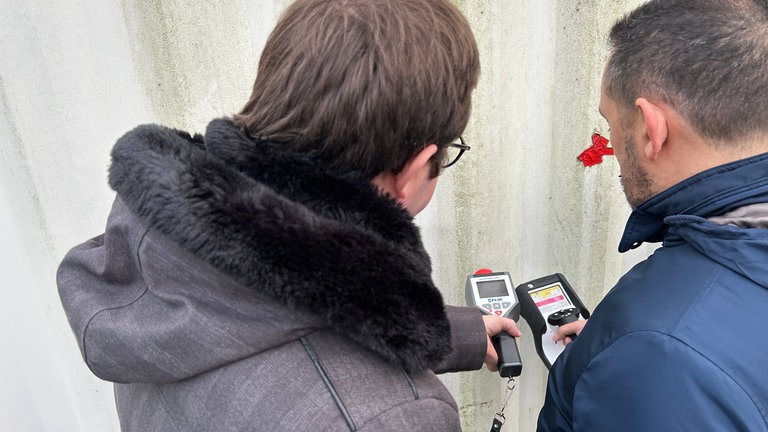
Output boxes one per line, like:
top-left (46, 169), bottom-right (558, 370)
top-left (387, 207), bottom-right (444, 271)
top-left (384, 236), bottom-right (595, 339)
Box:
top-left (57, 119), bottom-right (487, 431)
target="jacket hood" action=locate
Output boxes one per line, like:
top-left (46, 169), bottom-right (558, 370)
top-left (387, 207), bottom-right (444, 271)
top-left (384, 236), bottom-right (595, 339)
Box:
top-left (666, 204), bottom-right (768, 288)
top-left (57, 118), bottom-right (451, 383)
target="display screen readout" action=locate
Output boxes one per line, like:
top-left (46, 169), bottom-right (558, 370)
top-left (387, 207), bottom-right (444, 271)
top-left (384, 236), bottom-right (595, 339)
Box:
top-left (476, 280), bottom-right (510, 298)
top-left (529, 282), bottom-right (571, 316)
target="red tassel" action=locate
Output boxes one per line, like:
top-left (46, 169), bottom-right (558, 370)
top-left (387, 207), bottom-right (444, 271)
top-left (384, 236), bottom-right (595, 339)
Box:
top-left (578, 133), bottom-right (614, 167)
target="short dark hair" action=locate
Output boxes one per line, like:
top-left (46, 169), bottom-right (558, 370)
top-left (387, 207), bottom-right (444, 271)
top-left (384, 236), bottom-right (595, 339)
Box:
top-left (605, 0), bottom-right (768, 145)
top-left (233, 0), bottom-right (480, 179)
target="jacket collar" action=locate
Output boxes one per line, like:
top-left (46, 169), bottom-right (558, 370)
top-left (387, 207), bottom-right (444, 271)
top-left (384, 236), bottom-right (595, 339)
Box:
top-left (619, 152), bottom-right (768, 252)
top-left (106, 118), bottom-right (452, 372)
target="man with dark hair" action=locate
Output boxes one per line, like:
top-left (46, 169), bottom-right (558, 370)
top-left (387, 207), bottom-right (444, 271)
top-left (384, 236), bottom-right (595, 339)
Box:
top-left (56, 0), bottom-right (518, 430)
top-left (539, 0), bottom-right (768, 430)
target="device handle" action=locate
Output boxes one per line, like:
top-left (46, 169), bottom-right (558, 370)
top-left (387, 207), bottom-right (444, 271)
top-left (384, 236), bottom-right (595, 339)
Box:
top-left (492, 332), bottom-right (522, 377)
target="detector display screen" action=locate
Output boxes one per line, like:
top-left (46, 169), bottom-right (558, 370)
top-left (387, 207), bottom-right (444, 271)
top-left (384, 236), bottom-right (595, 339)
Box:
top-left (529, 282), bottom-right (572, 317)
top-left (476, 280), bottom-right (510, 298)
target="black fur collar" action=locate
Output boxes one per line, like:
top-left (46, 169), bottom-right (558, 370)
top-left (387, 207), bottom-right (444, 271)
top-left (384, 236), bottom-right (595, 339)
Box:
top-left (107, 118), bottom-right (451, 372)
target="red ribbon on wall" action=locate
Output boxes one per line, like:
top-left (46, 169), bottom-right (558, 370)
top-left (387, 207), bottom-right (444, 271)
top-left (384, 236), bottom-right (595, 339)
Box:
top-left (578, 133), bottom-right (614, 167)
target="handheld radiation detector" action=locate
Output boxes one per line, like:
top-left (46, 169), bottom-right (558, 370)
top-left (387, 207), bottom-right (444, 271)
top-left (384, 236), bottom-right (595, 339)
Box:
top-left (515, 273), bottom-right (589, 369)
top-left (465, 270), bottom-right (522, 377)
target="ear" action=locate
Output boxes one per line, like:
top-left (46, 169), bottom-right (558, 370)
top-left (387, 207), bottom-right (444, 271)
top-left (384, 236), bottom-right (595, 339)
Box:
top-left (635, 98), bottom-right (668, 161)
top-left (394, 144), bottom-right (439, 200)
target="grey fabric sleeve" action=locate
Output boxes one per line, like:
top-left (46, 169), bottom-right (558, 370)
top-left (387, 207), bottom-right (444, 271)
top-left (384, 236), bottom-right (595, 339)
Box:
top-left (433, 305), bottom-right (487, 374)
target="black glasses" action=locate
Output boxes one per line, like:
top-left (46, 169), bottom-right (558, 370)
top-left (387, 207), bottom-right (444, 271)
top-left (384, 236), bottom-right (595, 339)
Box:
top-left (442, 136), bottom-right (471, 168)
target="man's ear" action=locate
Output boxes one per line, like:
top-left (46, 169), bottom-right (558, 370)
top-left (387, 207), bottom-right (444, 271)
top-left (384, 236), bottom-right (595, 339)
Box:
top-left (394, 144), bottom-right (439, 200)
top-left (636, 98), bottom-right (668, 161)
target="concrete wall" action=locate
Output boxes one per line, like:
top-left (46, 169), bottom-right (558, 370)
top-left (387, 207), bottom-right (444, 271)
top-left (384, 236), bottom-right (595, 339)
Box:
top-left (0, 1), bottom-right (652, 431)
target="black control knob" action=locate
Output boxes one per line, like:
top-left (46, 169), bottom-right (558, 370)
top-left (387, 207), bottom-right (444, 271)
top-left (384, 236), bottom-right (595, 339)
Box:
top-left (547, 307), bottom-right (581, 340)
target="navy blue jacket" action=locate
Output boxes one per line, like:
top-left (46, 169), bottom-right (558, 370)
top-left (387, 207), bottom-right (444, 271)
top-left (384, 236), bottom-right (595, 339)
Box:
top-left (538, 153), bottom-right (768, 431)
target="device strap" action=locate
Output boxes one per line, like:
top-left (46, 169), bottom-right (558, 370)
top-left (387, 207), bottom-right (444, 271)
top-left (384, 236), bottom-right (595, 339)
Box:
top-left (489, 377), bottom-right (516, 432)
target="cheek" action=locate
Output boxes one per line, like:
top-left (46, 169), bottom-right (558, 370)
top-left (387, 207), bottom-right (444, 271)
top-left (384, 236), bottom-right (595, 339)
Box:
top-left (608, 132), bottom-right (624, 159)
top-left (406, 176), bottom-right (439, 216)
top-left (423, 177), bottom-right (438, 204)
top-left (609, 138), bottom-right (630, 175)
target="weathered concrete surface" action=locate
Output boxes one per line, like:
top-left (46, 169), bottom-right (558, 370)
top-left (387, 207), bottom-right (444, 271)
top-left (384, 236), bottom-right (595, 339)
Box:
top-left (1, 1), bottom-right (650, 430)
top-left (422, 1), bottom-right (648, 430)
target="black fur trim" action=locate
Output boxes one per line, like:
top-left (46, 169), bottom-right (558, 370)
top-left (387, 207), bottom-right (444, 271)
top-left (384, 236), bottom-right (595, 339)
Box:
top-left (107, 118), bottom-right (451, 372)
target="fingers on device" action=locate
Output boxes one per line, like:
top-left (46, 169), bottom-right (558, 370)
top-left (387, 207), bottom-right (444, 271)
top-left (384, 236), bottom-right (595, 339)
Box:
top-left (514, 273), bottom-right (589, 369)
top-left (465, 270), bottom-right (522, 377)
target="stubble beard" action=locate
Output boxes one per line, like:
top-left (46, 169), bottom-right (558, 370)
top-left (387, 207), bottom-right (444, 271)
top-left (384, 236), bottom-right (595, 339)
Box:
top-left (620, 133), bottom-right (655, 208)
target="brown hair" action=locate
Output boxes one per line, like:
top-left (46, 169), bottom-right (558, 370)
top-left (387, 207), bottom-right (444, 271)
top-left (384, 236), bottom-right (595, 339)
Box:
top-left (233, 0), bottom-right (480, 179)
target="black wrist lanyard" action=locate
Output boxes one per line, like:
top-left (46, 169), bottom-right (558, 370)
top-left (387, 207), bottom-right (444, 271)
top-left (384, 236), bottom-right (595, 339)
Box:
top-left (489, 377), bottom-right (516, 431)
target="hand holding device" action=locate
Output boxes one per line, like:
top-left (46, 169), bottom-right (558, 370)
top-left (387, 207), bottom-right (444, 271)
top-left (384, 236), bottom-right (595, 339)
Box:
top-left (515, 273), bottom-right (589, 369)
top-left (465, 269), bottom-right (522, 377)
top-left (547, 306), bottom-right (581, 339)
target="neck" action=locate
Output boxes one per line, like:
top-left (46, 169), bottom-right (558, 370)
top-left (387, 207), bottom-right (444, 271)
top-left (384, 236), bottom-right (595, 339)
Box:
top-left (650, 116), bottom-right (768, 193)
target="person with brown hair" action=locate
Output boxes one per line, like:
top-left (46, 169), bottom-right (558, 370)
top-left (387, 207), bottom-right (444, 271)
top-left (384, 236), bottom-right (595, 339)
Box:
top-left (538, 0), bottom-right (768, 430)
top-left (56, 0), bottom-right (519, 430)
